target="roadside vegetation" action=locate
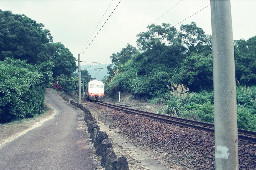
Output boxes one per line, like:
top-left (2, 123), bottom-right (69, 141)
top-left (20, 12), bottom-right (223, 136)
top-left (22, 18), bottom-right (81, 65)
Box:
top-left (104, 22), bottom-right (256, 131)
top-left (0, 10), bottom-right (77, 123)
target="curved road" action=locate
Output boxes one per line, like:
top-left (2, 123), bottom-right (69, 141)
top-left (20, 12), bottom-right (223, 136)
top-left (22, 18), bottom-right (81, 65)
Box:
top-left (0, 89), bottom-right (100, 170)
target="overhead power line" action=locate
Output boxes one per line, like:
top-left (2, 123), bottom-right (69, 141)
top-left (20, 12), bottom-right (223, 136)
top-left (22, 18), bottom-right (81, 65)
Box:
top-left (85, 0), bottom-right (114, 46)
top-left (155, 0), bottom-right (184, 23)
top-left (175, 5), bottom-right (209, 27)
top-left (81, 0), bottom-right (122, 55)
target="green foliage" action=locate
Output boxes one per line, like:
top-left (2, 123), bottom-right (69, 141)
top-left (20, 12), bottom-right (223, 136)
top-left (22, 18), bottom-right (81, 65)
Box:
top-left (173, 54), bottom-right (213, 91)
top-left (179, 22), bottom-right (212, 55)
top-left (110, 44), bottom-right (139, 66)
top-left (57, 74), bottom-right (77, 93)
top-left (50, 42), bottom-right (76, 78)
top-left (37, 61), bottom-right (54, 87)
top-left (163, 86), bottom-right (256, 131)
top-left (106, 44), bottom-right (139, 84)
top-left (0, 10), bottom-right (77, 123)
top-left (106, 70), bottom-right (135, 96)
top-left (104, 21), bottom-right (256, 131)
top-left (131, 71), bottom-right (170, 98)
top-left (164, 91), bottom-right (214, 122)
top-left (0, 10), bottom-right (52, 64)
top-left (234, 36), bottom-right (256, 85)
top-left (0, 58), bottom-right (45, 123)
top-left (0, 10), bottom-right (76, 84)
top-left (105, 22), bottom-right (212, 98)
top-left (237, 106), bottom-right (256, 131)
top-left (236, 86), bottom-right (256, 131)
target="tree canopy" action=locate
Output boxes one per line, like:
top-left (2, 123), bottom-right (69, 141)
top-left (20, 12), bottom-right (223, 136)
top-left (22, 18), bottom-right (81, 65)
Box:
top-left (106, 22), bottom-right (256, 97)
top-left (234, 36), bottom-right (256, 85)
top-left (106, 22), bottom-right (212, 97)
top-left (105, 22), bottom-right (256, 131)
top-left (0, 10), bottom-right (77, 123)
top-left (0, 10), bottom-right (52, 63)
top-left (0, 10), bottom-right (76, 81)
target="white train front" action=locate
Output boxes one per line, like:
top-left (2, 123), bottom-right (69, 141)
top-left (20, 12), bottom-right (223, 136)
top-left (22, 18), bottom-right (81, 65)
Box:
top-left (87, 80), bottom-right (104, 100)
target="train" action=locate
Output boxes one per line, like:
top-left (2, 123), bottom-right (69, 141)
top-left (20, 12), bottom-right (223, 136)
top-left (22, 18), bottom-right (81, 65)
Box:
top-left (86, 79), bottom-right (104, 100)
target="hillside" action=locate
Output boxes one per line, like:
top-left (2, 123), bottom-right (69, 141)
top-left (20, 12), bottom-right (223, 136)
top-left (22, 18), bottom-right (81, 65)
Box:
top-left (81, 64), bottom-right (109, 81)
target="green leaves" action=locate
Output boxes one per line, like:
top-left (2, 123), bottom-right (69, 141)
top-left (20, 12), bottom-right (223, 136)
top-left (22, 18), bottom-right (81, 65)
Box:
top-left (0, 58), bottom-right (45, 123)
top-left (106, 22), bottom-right (212, 98)
top-left (173, 54), bottom-right (213, 91)
top-left (234, 36), bottom-right (256, 85)
top-left (0, 10), bottom-right (52, 64)
top-left (0, 10), bottom-right (77, 123)
top-left (50, 42), bottom-right (76, 78)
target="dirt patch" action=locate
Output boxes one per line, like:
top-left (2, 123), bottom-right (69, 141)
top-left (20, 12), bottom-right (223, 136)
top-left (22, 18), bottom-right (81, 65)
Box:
top-left (0, 103), bottom-right (56, 148)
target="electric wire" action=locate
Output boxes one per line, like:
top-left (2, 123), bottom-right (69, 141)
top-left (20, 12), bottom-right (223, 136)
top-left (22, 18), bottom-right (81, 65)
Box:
top-left (155, 0), bottom-right (184, 23)
top-left (175, 5), bottom-right (209, 27)
top-left (81, 0), bottom-right (122, 55)
top-left (85, 0), bottom-right (114, 47)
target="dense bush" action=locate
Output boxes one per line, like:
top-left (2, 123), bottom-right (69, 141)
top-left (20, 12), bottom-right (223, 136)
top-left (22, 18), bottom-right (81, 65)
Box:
top-left (57, 74), bottom-right (78, 94)
top-left (236, 86), bottom-right (256, 131)
top-left (173, 54), bottom-right (213, 91)
top-left (0, 58), bottom-right (45, 123)
top-left (163, 86), bottom-right (256, 131)
top-left (0, 10), bottom-right (77, 123)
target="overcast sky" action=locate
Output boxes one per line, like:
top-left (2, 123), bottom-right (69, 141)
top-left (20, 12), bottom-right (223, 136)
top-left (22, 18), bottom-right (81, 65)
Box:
top-left (1, 0), bottom-right (256, 64)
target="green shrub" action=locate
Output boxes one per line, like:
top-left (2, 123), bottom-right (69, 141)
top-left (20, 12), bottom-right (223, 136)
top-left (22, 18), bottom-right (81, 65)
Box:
top-left (236, 86), bottom-right (256, 131)
top-left (163, 86), bottom-right (256, 131)
top-left (0, 58), bottom-right (45, 123)
top-left (57, 74), bottom-right (77, 93)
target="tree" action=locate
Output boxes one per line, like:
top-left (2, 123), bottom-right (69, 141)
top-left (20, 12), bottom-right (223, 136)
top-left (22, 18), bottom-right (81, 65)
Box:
top-left (106, 44), bottom-right (139, 82)
top-left (179, 22), bottom-right (211, 55)
top-left (106, 22), bottom-right (214, 98)
top-left (173, 54), bottom-right (213, 91)
top-left (234, 36), bottom-right (256, 85)
top-left (50, 42), bottom-right (77, 78)
top-left (0, 10), bottom-right (52, 64)
top-left (110, 44), bottom-right (139, 65)
top-left (136, 23), bottom-right (186, 75)
top-left (81, 69), bottom-right (91, 84)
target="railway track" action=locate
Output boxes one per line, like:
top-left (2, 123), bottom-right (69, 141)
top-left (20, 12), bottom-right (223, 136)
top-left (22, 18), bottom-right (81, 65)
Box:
top-left (94, 100), bottom-right (256, 142)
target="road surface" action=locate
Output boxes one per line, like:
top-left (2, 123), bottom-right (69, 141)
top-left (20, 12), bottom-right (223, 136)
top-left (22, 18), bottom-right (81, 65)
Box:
top-left (0, 89), bottom-right (101, 170)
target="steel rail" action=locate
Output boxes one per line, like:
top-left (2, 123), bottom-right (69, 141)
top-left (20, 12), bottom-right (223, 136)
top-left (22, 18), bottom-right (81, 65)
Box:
top-left (94, 100), bottom-right (256, 142)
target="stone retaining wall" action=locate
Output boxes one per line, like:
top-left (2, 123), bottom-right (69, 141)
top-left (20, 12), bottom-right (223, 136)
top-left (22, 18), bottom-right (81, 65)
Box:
top-left (59, 93), bottom-right (129, 170)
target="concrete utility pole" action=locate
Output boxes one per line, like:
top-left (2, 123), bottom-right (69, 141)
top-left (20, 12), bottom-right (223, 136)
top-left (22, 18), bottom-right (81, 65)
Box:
top-left (210, 0), bottom-right (238, 169)
top-left (78, 54), bottom-right (81, 104)
top-left (82, 79), bottom-right (85, 99)
top-left (118, 91), bottom-right (121, 103)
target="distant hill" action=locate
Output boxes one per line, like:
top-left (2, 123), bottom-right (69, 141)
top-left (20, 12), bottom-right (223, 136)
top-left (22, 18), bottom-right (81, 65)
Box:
top-left (81, 64), bottom-right (109, 81)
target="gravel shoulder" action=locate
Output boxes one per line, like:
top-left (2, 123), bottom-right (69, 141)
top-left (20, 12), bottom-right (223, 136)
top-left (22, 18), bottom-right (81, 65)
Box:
top-left (85, 102), bottom-right (171, 170)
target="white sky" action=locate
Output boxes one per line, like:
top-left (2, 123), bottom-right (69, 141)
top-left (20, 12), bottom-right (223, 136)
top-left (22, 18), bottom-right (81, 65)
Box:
top-left (1, 0), bottom-right (256, 64)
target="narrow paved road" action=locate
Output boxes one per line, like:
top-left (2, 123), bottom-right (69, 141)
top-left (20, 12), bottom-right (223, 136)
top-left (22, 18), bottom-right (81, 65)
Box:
top-left (0, 89), bottom-right (100, 170)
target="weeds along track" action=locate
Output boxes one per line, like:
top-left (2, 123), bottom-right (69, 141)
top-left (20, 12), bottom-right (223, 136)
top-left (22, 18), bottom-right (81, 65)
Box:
top-left (91, 100), bottom-right (256, 169)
